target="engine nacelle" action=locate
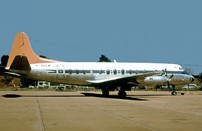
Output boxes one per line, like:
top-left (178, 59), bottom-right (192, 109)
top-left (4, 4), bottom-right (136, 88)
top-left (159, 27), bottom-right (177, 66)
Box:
top-left (144, 76), bottom-right (168, 85)
top-left (169, 74), bottom-right (194, 85)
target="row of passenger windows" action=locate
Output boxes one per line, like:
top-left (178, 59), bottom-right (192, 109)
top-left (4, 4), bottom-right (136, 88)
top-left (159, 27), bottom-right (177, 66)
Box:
top-left (57, 69), bottom-right (148, 75)
top-left (53, 69), bottom-right (186, 75)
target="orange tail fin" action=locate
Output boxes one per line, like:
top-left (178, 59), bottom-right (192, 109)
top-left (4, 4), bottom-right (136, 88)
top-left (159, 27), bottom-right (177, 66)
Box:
top-left (6, 32), bottom-right (56, 70)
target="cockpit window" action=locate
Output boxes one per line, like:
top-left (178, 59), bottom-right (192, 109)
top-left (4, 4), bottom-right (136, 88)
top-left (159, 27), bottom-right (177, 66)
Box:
top-left (179, 67), bottom-right (183, 70)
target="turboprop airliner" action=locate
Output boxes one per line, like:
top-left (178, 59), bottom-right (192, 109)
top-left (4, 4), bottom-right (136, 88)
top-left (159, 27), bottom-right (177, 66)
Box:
top-left (6, 32), bottom-right (194, 98)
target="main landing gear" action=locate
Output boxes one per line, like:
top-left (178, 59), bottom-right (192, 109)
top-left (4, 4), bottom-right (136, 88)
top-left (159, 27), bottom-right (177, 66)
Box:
top-left (101, 87), bottom-right (127, 98)
top-left (102, 88), bottom-right (109, 97)
top-left (118, 88), bottom-right (126, 98)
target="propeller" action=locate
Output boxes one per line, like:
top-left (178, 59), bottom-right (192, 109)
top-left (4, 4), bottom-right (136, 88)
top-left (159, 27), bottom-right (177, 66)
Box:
top-left (162, 69), bottom-right (174, 92)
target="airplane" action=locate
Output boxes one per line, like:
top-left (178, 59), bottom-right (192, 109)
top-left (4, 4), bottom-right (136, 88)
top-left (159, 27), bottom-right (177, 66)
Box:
top-left (6, 32), bottom-right (194, 98)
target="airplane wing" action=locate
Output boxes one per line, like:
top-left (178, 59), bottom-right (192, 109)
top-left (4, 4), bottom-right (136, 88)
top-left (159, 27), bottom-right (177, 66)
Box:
top-left (86, 72), bottom-right (161, 85)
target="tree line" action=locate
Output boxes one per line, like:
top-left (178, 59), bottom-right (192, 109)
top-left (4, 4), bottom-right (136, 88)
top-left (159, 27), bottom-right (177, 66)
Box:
top-left (1, 54), bottom-right (202, 87)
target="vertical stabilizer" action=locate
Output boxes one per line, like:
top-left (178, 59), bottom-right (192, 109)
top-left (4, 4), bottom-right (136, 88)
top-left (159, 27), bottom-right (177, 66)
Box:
top-left (6, 32), bottom-right (56, 69)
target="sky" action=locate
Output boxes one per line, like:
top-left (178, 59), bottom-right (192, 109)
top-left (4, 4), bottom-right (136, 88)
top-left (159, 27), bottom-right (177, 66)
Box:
top-left (0, 0), bottom-right (202, 74)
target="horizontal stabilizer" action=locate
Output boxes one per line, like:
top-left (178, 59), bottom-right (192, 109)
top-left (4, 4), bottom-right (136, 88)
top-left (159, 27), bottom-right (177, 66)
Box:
top-left (4, 72), bottom-right (22, 78)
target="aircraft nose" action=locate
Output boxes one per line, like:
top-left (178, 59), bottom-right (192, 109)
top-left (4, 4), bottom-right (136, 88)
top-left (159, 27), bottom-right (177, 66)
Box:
top-left (191, 76), bottom-right (195, 82)
top-left (186, 75), bottom-right (195, 83)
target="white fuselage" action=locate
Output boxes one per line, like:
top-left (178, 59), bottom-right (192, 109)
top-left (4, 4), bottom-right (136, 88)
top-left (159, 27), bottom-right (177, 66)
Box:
top-left (25, 62), bottom-right (192, 87)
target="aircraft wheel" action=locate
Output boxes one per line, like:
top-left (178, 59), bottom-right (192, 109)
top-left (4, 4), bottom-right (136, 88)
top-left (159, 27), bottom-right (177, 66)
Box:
top-left (102, 89), bottom-right (109, 97)
top-left (171, 91), bottom-right (177, 96)
top-left (118, 90), bottom-right (126, 98)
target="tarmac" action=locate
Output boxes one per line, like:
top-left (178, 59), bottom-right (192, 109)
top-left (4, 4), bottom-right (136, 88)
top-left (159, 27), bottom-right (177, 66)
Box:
top-left (0, 90), bottom-right (202, 131)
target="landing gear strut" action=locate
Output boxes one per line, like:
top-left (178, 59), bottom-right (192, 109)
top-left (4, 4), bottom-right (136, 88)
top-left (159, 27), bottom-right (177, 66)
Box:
top-left (171, 85), bottom-right (177, 96)
top-left (167, 83), bottom-right (177, 96)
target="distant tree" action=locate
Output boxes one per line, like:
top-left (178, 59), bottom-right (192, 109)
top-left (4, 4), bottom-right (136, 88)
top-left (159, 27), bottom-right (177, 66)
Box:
top-left (0, 66), bottom-right (6, 73)
top-left (184, 68), bottom-right (194, 75)
top-left (1, 55), bottom-right (9, 67)
top-left (98, 54), bottom-right (111, 62)
top-left (199, 72), bottom-right (202, 77)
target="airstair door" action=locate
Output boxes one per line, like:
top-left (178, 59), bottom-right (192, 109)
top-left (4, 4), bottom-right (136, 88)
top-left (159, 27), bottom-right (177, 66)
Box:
top-left (57, 64), bottom-right (65, 80)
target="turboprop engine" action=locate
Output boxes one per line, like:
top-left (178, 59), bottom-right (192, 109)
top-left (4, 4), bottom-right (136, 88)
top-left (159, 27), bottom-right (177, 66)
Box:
top-left (144, 76), bottom-right (168, 85)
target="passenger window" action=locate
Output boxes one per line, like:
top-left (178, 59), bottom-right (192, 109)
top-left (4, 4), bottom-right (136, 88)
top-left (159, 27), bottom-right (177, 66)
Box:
top-left (100, 70), bottom-right (103, 74)
top-left (121, 69), bottom-right (125, 75)
top-left (129, 70), bottom-right (132, 74)
top-left (58, 70), bottom-right (63, 73)
top-left (113, 69), bottom-right (117, 75)
top-left (69, 69), bottom-right (72, 74)
top-left (106, 70), bottom-right (110, 75)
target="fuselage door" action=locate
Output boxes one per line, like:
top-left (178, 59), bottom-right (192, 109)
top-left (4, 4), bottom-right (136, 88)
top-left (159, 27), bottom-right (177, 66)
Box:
top-left (57, 64), bottom-right (65, 80)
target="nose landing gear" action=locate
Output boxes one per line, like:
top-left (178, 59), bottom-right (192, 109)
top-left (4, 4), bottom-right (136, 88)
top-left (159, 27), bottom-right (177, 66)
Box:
top-left (171, 85), bottom-right (177, 96)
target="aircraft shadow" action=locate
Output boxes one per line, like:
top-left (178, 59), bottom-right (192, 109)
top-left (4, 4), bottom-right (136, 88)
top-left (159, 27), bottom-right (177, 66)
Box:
top-left (129, 94), bottom-right (171, 97)
top-left (2, 94), bottom-right (85, 98)
top-left (82, 93), bottom-right (148, 101)
top-left (2, 93), bottom-right (148, 101)
top-left (2, 94), bottom-right (22, 98)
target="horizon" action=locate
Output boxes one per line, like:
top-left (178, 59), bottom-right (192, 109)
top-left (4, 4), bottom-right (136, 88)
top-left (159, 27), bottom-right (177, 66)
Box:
top-left (0, 0), bottom-right (201, 74)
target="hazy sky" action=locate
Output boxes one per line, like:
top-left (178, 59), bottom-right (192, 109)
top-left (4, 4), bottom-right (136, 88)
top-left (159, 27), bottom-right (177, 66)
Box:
top-left (0, 0), bottom-right (202, 74)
